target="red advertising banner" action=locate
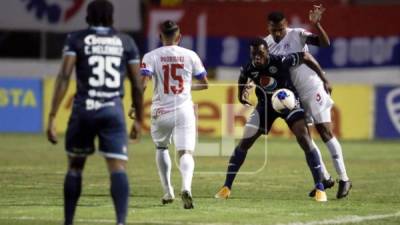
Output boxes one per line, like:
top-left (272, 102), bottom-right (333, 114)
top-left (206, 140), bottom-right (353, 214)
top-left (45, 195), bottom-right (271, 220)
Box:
top-left (148, 2), bottom-right (399, 38)
top-left (146, 2), bottom-right (400, 68)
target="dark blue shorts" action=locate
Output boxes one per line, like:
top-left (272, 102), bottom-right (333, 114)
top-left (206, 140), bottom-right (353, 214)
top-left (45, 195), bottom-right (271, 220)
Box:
top-left (65, 100), bottom-right (128, 160)
top-left (246, 101), bottom-right (305, 134)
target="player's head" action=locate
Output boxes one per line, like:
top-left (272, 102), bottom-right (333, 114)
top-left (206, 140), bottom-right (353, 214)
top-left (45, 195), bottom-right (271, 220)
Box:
top-left (267, 11), bottom-right (288, 43)
top-left (250, 38), bottom-right (269, 68)
top-left (86, 0), bottom-right (114, 27)
top-left (160, 20), bottom-right (181, 45)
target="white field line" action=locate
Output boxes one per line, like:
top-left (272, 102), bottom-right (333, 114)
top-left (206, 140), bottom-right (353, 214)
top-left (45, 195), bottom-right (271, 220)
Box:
top-left (277, 211), bottom-right (400, 225)
top-left (0, 211), bottom-right (399, 225)
top-left (0, 216), bottom-right (230, 225)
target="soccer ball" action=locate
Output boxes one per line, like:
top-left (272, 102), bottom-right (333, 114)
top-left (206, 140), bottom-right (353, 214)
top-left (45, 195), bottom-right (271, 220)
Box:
top-left (271, 88), bottom-right (296, 113)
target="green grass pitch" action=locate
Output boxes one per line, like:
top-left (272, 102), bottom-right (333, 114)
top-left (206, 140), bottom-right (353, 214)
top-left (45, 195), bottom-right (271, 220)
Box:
top-left (0, 134), bottom-right (399, 225)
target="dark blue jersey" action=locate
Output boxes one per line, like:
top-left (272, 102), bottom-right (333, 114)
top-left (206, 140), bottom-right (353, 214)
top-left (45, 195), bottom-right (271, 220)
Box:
top-left (240, 52), bottom-right (304, 103)
top-left (63, 27), bottom-right (140, 109)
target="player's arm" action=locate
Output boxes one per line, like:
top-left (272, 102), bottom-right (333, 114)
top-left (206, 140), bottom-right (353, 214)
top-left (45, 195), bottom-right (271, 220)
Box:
top-left (127, 63), bottom-right (144, 123)
top-left (307, 4), bottom-right (330, 47)
top-left (238, 68), bottom-right (252, 106)
top-left (301, 52), bottom-right (332, 94)
top-left (192, 72), bottom-right (208, 91)
top-left (139, 56), bottom-right (152, 92)
top-left (140, 75), bottom-right (150, 91)
top-left (281, 52), bottom-right (331, 93)
top-left (127, 63), bottom-right (144, 141)
top-left (47, 55), bottom-right (76, 144)
top-left (125, 37), bottom-right (144, 140)
top-left (191, 53), bottom-right (208, 91)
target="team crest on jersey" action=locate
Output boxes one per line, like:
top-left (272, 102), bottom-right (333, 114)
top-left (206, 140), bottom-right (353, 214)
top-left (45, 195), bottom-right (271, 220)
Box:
top-left (268, 66), bottom-right (278, 74)
top-left (260, 75), bottom-right (277, 93)
top-left (251, 71), bottom-right (259, 78)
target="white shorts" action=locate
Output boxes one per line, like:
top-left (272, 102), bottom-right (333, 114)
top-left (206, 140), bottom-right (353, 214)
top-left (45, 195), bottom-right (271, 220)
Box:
top-left (305, 107), bottom-right (332, 124)
top-left (301, 86), bottom-right (334, 124)
top-left (150, 104), bottom-right (196, 151)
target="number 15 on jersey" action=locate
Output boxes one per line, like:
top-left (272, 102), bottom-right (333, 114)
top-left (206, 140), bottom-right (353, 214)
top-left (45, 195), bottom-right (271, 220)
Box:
top-left (162, 63), bottom-right (184, 94)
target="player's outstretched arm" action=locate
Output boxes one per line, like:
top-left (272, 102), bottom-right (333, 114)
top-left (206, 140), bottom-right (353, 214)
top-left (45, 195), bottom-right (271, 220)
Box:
top-left (309, 4), bottom-right (330, 47)
top-left (302, 52), bottom-right (332, 94)
top-left (47, 55), bottom-right (76, 144)
top-left (192, 76), bottom-right (208, 91)
top-left (127, 63), bottom-right (144, 140)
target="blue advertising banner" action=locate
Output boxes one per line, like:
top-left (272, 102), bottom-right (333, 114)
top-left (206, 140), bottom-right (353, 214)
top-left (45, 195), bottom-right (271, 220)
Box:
top-left (0, 78), bottom-right (43, 132)
top-left (375, 86), bottom-right (400, 139)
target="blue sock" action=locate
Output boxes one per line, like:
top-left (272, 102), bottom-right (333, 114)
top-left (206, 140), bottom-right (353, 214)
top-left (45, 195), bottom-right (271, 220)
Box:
top-left (305, 149), bottom-right (324, 190)
top-left (64, 171), bottom-right (82, 225)
top-left (110, 171), bottom-right (129, 225)
top-left (224, 147), bottom-right (248, 189)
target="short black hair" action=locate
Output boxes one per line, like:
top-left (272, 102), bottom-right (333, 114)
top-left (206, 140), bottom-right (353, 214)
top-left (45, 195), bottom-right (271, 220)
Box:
top-left (160, 20), bottom-right (180, 38)
top-left (267, 11), bottom-right (285, 24)
top-left (250, 37), bottom-right (268, 49)
top-left (86, 0), bottom-right (114, 26)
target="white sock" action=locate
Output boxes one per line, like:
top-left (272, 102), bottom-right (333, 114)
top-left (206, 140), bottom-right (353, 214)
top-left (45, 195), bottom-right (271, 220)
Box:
top-left (326, 137), bottom-right (349, 181)
top-left (156, 148), bottom-right (173, 194)
top-left (179, 153), bottom-right (194, 193)
top-left (311, 140), bottom-right (331, 180)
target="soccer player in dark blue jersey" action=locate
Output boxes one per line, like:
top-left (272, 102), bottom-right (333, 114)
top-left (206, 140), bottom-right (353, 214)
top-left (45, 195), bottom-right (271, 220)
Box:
top-left (46, 1), bottom-right (143, 225)
top-left (215, 38), bottom-right (328, 202)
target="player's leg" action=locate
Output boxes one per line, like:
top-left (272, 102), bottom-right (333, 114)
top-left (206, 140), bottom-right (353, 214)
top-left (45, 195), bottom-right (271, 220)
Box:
top-left (177, 150), bottom-right (195, 209)
top-left (314, 109), bottom-right (351, 198)
top-left (64, 111), bottom-right (95, 225)
top-left (97, 104), bottom-right (130, 225)
top-left (174, 105), bottom-right (196, 209)
top-left (311, 140), bottom-right (333, 180)
top-left (151, 111), bottom-right (175, 204)
top-left (64, 156), bottom-right (86, 225)
top-left (155, 146), bottom-right (174, 204)
top-left (177, 149), bottom-right (195, 197)
top-left (223, 126), bottom-right (263, 189)
top-left (304, 115), bottom-right (334, 198)
top-left (105, 158), bottom-right (129, 225)
top-left (305, 115), bottom-right (332, 181)
top-left (216, 107), bottom-right (265, 199)
top-left (287, 111), bottom-right (327, 201)
top-left (315, 122), bottom-right (349, 179)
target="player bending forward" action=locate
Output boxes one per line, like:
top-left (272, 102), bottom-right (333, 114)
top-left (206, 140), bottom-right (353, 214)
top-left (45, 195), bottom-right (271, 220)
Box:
top-left (215, 38), bottom-right (329, 202)
top-left (265, 6), bottom-right (351, 199)
top-left (140, 20), bottom-right (208, 209)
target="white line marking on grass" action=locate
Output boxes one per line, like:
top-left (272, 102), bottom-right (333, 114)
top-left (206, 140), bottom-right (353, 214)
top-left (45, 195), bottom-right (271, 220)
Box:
top-left (0, 216), bottom-right (231, 225)
top-left (277, 211), bottom-right (400, 225)
top-left (1, 212), bottom-right (399, 225)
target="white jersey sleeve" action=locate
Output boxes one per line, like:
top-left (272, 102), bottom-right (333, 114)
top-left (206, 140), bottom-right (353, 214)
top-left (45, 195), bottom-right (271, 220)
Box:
top-left (191, 52), bottom-right (207, 80)
top-left (140, 52), bottom-right (155, 77)
top-left (294, 28), bottom-right (314, 47)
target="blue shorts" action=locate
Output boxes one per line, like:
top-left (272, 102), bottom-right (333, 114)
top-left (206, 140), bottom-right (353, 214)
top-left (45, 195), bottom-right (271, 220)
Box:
top-left (246, 101), bottom-right (305, 134)
top-left (65, 100), bottom-right (128, 160)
